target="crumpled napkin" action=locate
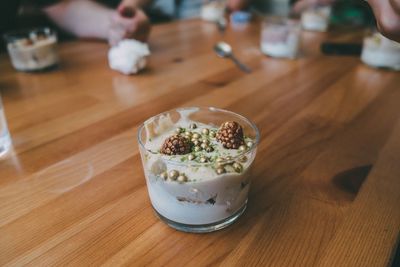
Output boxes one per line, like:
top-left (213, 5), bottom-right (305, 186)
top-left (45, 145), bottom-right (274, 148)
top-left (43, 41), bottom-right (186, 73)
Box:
top-left (108, 39), bottom-right (150, 75)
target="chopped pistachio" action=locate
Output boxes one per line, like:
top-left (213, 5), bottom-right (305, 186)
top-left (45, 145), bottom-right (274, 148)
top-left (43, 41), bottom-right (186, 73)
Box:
top-left (160, 171), bottom-right (168, 180)
top-left (168, 170), bottom-right (179, 180)
top-left (192, 133), bottom-right (201, 139)
top-left (233, 162), bottom-right (243, 173)
top-left (175, 127), bottom-right (183, 134)
top-left (216, 167), bottom-right (226, 175)
top-left (177, 174), bottom-right (188, 183)
top-left (216, 157), bottom-right (225, 163)
top-left (238, 155), bottom-right (248, 163)
top-left (205, 146), bottom-right (214, 152)
top-left (192, 139), bottom-right (200, 145)
top-left (239, 145), bottom-right (247, 152)
top-left (200, 156), bottom-right (208, 163)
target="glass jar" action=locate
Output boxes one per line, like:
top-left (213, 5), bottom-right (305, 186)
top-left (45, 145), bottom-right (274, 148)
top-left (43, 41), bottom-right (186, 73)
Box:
top-left (138, 107), bottom-right (260, 233)
top-left (260, 17), bottom-right (301, 59)
top-left (4, 27), bottom-right (59, 72)
top-left (201, 0), bottom-right (226, 22)
top-left (301, 5), bottom-right (331, 32)
top-left (361, 32), bottom-right (400, 71)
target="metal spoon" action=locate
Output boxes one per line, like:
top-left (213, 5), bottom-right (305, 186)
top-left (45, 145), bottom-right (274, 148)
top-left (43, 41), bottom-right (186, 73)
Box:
top-left (214, 42), bottom-right (251, 73)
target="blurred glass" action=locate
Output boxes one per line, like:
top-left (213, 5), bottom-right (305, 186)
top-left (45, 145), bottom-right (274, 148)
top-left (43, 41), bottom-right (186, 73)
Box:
top-left (201, 0), bottom-right (226, 21)
top-left (4, 27), bottom-right (59, 72)
top-left (260, 17), bottom-right (301, 59)
top-left (301, 5), bottom-right (332, 32)
top-left (361, 32), bottom-right (400, 71)
top-left (0, 94), bottom-right (11, 157)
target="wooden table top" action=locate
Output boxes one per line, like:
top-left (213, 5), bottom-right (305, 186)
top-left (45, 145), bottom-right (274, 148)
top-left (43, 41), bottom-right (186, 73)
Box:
top-left (0, 19), bottom-right (399, 267)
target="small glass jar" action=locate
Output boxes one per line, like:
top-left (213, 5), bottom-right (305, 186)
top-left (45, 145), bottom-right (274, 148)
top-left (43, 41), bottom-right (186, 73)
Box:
top-left (4, 27), bottom-right (59, 72)
top-left (361, 32), bottom-right (400, 71)
top-left (138, 107), bottom-right (259, 233)
top-left (301, 5), bottom-right (331, 32)
top-left (0, 94), bottom-right (12, 158)
top-left (201, 0), bottom-right (226, 22)
top-left (260, 17), bottom-right (301, 59)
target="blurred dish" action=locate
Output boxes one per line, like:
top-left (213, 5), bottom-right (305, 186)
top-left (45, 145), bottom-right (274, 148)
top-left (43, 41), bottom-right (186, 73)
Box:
top-left (361, 32), bottom-right (400, 70)
top-left (4, 27), bottom-right (58, 72)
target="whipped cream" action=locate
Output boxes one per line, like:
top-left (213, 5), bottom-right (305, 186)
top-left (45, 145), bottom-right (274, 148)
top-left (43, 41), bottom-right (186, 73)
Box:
top-left (361, 33), bottom-right (400, 70)
top-left (139, 109), bottom-right (257, 226)
top-left (108, 39), bottom-right (150, 75)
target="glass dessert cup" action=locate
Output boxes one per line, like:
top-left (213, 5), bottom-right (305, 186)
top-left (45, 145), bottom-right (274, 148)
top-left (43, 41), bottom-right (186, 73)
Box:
top-left (301, 5), bottom-right (331, 32)
top-left (361, 32), bottom-right (400, 71)
top-left (260, 17), bottom-right (301, 59)
top-left (137, 107), bottom-right (259, 233)
top-left (4, 27), bottom-right (59, 72)
top-left (201, 0), bottom-right (226, 22)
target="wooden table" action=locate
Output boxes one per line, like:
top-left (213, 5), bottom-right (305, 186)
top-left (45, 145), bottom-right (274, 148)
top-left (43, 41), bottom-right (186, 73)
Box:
top-left (0, 19), bottom-right (399, 267)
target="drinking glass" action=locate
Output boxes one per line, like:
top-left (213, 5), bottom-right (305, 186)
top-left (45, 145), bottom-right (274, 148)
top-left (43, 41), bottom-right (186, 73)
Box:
top-left (4, 27), bottom-right (58, 72)
top-left (301, 5), bottom-right (331, 32)
top-left (260, 17), bottom-right (301, 59)
top-left (0, 94), bottom-right (12, 157)
top-left (361, 31), bottom-right (400, 71)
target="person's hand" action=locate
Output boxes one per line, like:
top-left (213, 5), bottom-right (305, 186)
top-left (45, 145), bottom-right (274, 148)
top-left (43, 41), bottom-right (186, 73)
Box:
top-left (292, 0), bottom-right (336, 14)
top-left (108, 5), bottom-right (151, 46)
top-left (367, 0), bottom-right (400, 42)
top-left (226, 0), bottom-right (250, 12)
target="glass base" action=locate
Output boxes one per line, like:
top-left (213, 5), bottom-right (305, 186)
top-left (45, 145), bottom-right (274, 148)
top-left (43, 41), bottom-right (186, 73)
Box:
top-left (0, 133), bottom-right (11, 158)
top-left (14, 63), bottom-right (59, 73)
top-left (153, 200), bottom-right (247, 233)
top-left (362, 62), bottom-right (400, 71)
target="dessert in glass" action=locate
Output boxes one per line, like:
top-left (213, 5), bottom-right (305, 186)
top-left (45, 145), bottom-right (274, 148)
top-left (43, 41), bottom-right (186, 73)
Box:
top-left (361, 32), bottom-right (400, 71)
top-left (260, 17), bottom-right (301, 59)
top-left (4, 27), bottom-right (59, 72)
top-left (201, 0), bottom-right (226, 22)
top-left (138, 107), bottom-right (259, 233)
top-left (301, 5), bottom-right (331, 32)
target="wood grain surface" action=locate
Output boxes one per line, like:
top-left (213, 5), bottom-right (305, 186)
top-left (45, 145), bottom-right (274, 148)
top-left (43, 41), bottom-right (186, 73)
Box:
top-left (0, 19), bottom-right (399, 266)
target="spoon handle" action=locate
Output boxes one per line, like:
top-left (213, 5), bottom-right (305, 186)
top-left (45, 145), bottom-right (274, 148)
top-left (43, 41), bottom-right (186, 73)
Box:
top-left (229, 55), bottom-right (252, 73)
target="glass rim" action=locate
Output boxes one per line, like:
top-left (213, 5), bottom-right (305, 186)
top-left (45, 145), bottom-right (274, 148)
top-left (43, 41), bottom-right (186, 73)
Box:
top-left (262, 16), bottom-right (300, 25)
top-left (137, 106), bottom-right (260, 167)
top-left (3, 27), bottom-right (56, 43)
